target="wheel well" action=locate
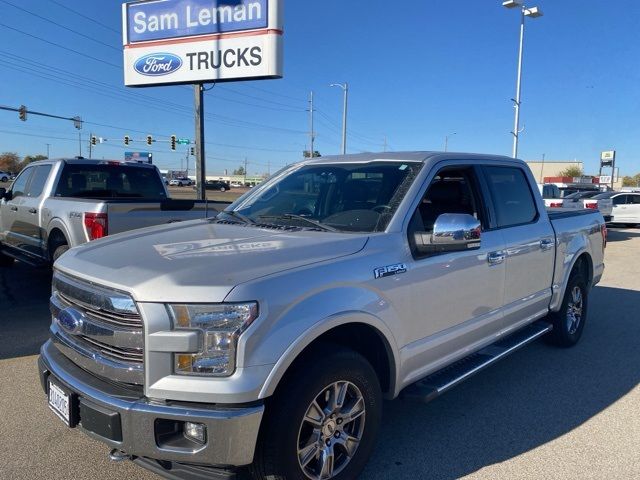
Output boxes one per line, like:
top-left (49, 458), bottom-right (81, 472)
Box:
top-left (573, 253), bottom-right (593, 286)
top-left (278, 323), bottom-right (394, 396)
top-left (47, 228), bottom-right (68, 257)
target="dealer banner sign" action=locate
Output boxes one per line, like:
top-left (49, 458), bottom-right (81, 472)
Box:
top-left (123, 0), bottom-right (283, 87)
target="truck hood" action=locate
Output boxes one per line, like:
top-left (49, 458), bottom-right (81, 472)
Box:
top-left (56, 220), bottom-right (369, 303)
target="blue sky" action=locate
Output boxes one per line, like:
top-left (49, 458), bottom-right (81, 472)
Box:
top-left (0, 0), bottom-right (638, 175)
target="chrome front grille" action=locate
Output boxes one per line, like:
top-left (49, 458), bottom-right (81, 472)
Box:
top-left (50, 271), bottom-right (144, 385)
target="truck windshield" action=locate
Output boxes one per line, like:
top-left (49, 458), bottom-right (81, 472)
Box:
top-left (223, 161), bottom-right (423, 232)
top-left (55, 164), bottom-right (167, 199)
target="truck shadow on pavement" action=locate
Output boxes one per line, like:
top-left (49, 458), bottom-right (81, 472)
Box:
top-left (0, 262), bottom-right (52, 360)
top-left (363, 285), bottom-right (639, 480)
top-left (606, 228), bottom-right (640, 242)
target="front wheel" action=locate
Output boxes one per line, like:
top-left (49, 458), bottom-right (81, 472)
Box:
top-left (546, 272), bottom-right (588, 347)
top-left (250, 346), bottom-right (382, 480)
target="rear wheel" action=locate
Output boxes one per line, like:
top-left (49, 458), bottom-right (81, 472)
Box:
top-left (546, 272), bottom-right (588, 347)
top-left (250, 346), bottom-right (382, 480)
top-left (0, 176), bottom-right (8, 182)
top-left (52, 244), bottom-right (69, 264)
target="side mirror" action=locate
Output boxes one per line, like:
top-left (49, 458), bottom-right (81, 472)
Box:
top-left (0, 187), bottom-right (9, 201)
top-left (414, 213), bottom-right (481, 254)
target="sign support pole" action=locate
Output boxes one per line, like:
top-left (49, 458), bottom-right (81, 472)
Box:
top-left (194, 83), bottom-right (206, 201)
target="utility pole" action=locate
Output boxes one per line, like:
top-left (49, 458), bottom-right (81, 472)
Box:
top-left (194, 84), bottom-right (206, 200)
top-left (383, 136), bottom-right (387, 152)
top-left (78, 131), bottom-right (82, 158)
top-left (244, 157), bottom-right (248, 186)
top-left (89, 132), bottom-right (93, 159)
top-left (540, 152), bottom-right (546, 182)
top-left (46, 144), bottom-right (50, 159)
top-left (309, 91), bottom-right (315, 158)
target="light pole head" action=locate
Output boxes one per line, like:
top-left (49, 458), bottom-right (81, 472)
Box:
top-left (524, 6), bottom-right (543, 17)
top-left (502, 0), bottom-right (522, 8)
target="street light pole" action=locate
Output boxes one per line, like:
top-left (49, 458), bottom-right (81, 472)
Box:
top-left (444, 133), bottom-right (456, 152)
top-left (330, 82), bottom-right (349, 155)
top-left (503, 1), bottom-right (543, 159)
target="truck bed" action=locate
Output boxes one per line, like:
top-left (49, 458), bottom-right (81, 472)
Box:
top-left (547, 209), bottom-right (597, 220)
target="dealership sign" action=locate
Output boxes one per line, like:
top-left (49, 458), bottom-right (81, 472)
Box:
top-left (122, 0), bottom-right (283, 87)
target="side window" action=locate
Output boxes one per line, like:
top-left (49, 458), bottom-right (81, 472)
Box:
top-left (27, 165), bottom-right (52, 198)
top-left (9, 167), bottom-right (34, 198)
top-left (630, 195), bottom-right (640, 205)
top-left (613, 195), bottom-right (627, 206)
top-left (484, 166), bottom-right (538, 228)
top-left (409, 166), bottom-right (486, 235)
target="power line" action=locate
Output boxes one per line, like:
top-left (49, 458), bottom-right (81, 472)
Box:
top-left (0, 0), bottom-right (120, 52)
top-left (0, 21), bottom-right (121, 69)
top-left (48, 0), bottom-right (121, 35)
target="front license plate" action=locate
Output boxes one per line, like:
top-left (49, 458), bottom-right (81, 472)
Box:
top-left (48, 380), bottom-right (72, 426)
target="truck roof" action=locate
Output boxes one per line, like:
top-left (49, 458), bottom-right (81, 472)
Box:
top-left (302, 151), bottom-right (524, 166)
top-left (24, 158), bottom-right (158, 169)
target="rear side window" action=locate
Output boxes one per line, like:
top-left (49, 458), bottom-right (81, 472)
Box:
top-left (27, 165), bottom-right (52, 197)
top-left (630, 195), bottom-right (640, 204)
top-left (55, 164), bottom-right (167, 199)
top-left (10, 167), bottom-right (34, 198)
top-left (484, 166), bottom-right (537, 228)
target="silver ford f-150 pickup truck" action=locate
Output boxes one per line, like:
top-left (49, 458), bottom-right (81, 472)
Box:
top-left (39, 152), bottom-right (606, 480)
top-left (0, 158), bottom-right (225, 268)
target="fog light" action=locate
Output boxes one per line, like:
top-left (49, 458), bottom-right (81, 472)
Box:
top-left (184, 422), bottom-right (207, 444)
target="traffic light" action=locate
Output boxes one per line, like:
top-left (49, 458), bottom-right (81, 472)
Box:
top-left (146, 135), bottom-right (152, 146)
top-left (190, 147), bottom-right (195, 156)
top-left (124, 135), bottom-right (130, 146)
top-left (91, 136), bottom-right (97, 146)
top-left (18, 105), bottom-right (27, 121)
top-left (170, 135), bottom-right (177, 151)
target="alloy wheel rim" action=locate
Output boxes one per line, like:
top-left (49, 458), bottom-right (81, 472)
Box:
top-left (297, 381), bottom-right (366, 480)
top-left (566, 286), bottom-right (583, 335)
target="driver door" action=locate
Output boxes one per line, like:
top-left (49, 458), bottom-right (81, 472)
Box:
top-left (0, 166), bottom-right (35, 249)
top-left (397, 164), bottom-right (506, 378)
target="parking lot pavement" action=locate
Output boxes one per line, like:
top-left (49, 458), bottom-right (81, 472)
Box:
top-left (1, 228), bottom-right (639, 479)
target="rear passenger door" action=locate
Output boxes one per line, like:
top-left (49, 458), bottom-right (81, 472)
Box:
top-left (482, 166), bottom-right (555, 329)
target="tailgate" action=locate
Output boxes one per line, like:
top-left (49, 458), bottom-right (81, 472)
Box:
top-left (105, 201), bottom-right (226, 235)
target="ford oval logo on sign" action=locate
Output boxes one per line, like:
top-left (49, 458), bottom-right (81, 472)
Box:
top-left (57, 308), bottom-right (85, 335)
top-left (134, 53), bottom-right (183, 76)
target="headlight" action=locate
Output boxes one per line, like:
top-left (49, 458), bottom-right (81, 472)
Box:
top-left (168, 302), bottom-right (258, 377)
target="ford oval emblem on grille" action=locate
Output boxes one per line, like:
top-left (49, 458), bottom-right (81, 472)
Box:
top-left (134, 53), bottom-right (182, 76)
top-left (57, 308), bottom-right (85, 335)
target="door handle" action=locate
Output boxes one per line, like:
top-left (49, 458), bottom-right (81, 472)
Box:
top-left (10, 206), bottom-right (17, 212)
top-left (540, 238), bottom-right (554, 251)
top-left (488, 251), bottom-right (505, 265)
top-left (28, 208), bottom-right (37, 214)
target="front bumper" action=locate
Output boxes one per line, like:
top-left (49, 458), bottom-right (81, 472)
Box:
top-left (38, 340), bottom-right (264, 468)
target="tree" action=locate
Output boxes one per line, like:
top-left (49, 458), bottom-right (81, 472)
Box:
top-left (0, 152), bottom-right (20, 173)
top-left (233, 166), bottom-right (246, 176)
top-left (622, 174), bottom-right (640, 187)
top-left (558, 165), bottom-right (583, 178)
top-left (21, 155), bottom-right (48, 170)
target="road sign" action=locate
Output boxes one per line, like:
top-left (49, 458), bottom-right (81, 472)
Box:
top-left (125, 152), bottom-right (153, 164)
top-left (178, 138), bottom-right (191, 145)
top-left (122, 0), bottom-right (283, 87)
top-left (601, 150), bottom-right (616, 167)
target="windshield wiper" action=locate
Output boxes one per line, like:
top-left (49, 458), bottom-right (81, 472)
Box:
top-left (218, 210), bottom-right (256, 224)
top-left (258, 214), bottom-right (338, 232)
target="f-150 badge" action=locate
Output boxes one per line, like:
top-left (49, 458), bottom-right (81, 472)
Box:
top-left (374, 263), bottom-right (407, 279)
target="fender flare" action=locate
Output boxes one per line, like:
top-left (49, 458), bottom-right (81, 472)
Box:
top-left (45, 219), bottom-right (72, 257)
top-left (258, 311), bottom-right (400, 399)
top-left (551, 248), bottom-right (592, 312)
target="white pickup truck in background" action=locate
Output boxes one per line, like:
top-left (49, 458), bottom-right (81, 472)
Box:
top-left (0, 159), bottom-right (227, 267)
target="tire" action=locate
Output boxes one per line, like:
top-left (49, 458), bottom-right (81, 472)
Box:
top-left (250, 346), bottom-right (382, 480)
top-left (0, 176), bottom-right (7, 182)
top-left (52, 245), bottom-right (69, 263)
top-left (220, 187), bottom-right (226, 192)
top-left (546, 272), bottom-right (588, 348)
